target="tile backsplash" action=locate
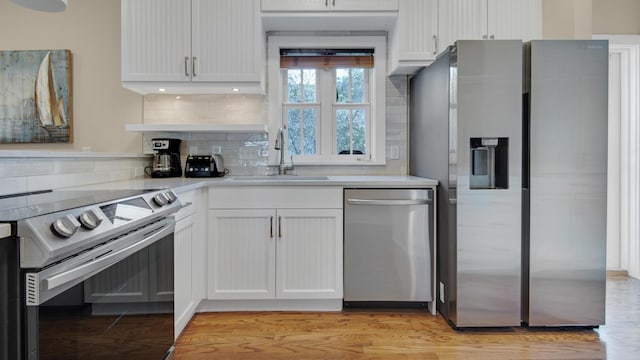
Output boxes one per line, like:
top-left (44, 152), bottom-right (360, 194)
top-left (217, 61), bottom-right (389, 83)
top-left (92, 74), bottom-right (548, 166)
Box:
top-left (142, 76), bottom-right (410, 176)
top-left (142, 132), bottom-right (269, 176)
top-left (0, 154), bottom-right (149, 196)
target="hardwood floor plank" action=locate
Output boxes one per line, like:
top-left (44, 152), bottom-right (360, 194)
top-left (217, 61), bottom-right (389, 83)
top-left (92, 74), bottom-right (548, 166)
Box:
top-left (175, 275), bottom-right (640, 359)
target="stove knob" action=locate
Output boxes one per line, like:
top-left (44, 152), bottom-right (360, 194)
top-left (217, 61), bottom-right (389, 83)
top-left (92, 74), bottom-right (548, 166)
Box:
top-left (164, 191), bottom-right (177, 204)
top-left (153, 193), bottom-right (168, 206)
top-left (51, 214), bottom-right (81, 238)
top-left (79, 209), bottom-right (102, 230)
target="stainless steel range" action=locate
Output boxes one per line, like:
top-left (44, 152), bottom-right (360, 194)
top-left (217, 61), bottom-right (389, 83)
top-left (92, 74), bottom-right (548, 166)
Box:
top-left (0, 188), bottom-right (182, 360)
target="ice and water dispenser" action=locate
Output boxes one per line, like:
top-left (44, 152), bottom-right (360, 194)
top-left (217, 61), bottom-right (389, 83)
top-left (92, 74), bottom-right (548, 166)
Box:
top-left (470, 137), bottom-right (509, 189)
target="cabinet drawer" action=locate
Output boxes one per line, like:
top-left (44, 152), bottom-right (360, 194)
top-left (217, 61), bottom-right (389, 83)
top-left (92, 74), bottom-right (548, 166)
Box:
top-left (209, 187), bottom-right (342, 209)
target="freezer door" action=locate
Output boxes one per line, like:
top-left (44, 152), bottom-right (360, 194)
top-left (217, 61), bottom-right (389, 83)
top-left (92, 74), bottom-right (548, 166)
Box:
top-left (453, 40), bottom-right (523, 327)
top-left (526, 40), bottom-right (608, 327)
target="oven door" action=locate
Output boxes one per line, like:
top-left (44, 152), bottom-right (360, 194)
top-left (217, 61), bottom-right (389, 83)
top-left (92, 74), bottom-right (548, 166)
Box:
top-left (23, 219), bottom-right (175, 360)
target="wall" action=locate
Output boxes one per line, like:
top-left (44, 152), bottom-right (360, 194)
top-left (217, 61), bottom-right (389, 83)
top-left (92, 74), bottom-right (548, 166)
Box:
top-left (542, 0), bottom-right (640, 39)
top-left (0, 0), bottom-right (143, 153)
top-left (592, 0), bottom-right (640, 35)
top-left (542, 0), bottom-right (592, 39)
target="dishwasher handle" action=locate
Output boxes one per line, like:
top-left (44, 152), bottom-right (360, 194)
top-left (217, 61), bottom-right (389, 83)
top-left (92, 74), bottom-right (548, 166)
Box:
top-left (346, 198), bottom-right (432, 206)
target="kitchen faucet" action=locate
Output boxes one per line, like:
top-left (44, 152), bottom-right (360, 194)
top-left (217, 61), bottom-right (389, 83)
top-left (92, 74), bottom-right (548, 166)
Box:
top-left (274, 127), bottom-right (294, 175)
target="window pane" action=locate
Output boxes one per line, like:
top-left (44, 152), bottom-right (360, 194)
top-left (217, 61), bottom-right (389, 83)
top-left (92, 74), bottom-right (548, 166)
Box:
top-left (303, 69), bottom-right (316, 102)
top-left (336, 68), bottom-right (365, 104)
top-left (352, 108), bottom-right (366, 154)
top-left (287, 109), bottom-right (302, 155)
top-left (303, 109), bottom-right (317, 155)
top-left (288, 69), bottom-right (316, 103)
top-left (336, 109), bottom-right (350, 154)
top-left (287, 108), bottom-right (317, 156)
top-left (336, 69), bottom-right (349, 103)
top-left (287, 70), bottom-right (301, 103)
top-left (336, 108), bottom-right (366, 155)
top-left (351, 69), bottom-right (365, 103)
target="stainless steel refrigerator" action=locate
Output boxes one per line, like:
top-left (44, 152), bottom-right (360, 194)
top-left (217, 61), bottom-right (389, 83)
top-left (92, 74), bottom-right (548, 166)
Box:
top-left (410, 40), bottom-right (524, 328)
top-left (522, 40), bottom-right (608, 327)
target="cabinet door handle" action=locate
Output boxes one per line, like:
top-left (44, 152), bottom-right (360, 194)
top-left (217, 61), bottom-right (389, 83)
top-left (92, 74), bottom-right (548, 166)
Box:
top-left (433, 35), bottom-right (438, 56)
top-left (192, 56), bottom-right (197, 77)
top-left (332, 0), bottom-right (335, 6)
top-left (490, 34), bottom-right (495, 40)
top-left (483, 34), bottom-right (488, 40)
top-left (184, 56), bottom-right (190, 77)
top-left (278, 216), bottom-right (282, 238)
top-left (270, 216), bottom-right (273, 238)
top-left (325, 0), bottom-right (328, 6)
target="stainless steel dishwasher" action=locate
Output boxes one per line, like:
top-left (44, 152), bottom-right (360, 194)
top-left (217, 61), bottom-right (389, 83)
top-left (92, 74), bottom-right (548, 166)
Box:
top-left (344, 189), bottom-right (433, 304)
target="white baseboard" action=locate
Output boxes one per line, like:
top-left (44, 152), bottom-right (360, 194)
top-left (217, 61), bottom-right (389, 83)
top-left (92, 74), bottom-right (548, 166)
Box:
top-left (198, 299), bottom-right (343, 312)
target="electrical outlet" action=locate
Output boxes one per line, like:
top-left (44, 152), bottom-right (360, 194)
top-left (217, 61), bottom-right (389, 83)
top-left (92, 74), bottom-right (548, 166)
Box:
top-left (389, 145), bottom-right (399, 159)
top-left (439, 282), bottom-right (445, 303)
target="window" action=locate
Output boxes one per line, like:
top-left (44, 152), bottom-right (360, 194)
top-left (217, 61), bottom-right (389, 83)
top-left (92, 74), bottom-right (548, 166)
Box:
top-left (268, 36), bottom-right (386, 165)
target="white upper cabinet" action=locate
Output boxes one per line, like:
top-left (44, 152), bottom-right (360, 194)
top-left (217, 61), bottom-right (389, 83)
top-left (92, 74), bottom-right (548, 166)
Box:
top-left (438, 0), bottom-right (541, 50)
top-left (487, 0), bottom-right (542, 40)
top-left (388, 0), bottom-right (438, 75)
top-left (191, 0), bottom-right (263, 83)
top-left (438, 0), bottom-right (487, 48)
top-left (121, 0), bottom-right (190, 82)
top-left (121, 0), bottom-right (265, 95)
top-left (261, 0), bottom-right (398, 12)
top-left (389, 0), bottom-right (541, 74)
top-left (260, 0), bottom-right (398, 31)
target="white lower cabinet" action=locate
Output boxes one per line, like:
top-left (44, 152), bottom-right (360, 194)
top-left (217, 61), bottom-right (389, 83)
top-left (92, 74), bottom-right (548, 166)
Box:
top-left (207, 187), bottom-right (343, 304)
top-left (276, 209), bottom-right (343, 299)
top-left (174, 188), bottom-right (206, 338)
top-left (208, 209), bottom-right (276, 299)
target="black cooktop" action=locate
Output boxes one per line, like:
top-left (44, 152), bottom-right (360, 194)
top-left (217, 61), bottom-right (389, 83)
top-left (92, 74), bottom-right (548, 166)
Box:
top-left (0, 189), bottom-right (154, 222)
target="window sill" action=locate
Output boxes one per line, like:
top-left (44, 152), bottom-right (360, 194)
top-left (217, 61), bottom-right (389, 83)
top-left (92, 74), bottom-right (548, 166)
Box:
top-left (269, 158), bottom-right (386, 166)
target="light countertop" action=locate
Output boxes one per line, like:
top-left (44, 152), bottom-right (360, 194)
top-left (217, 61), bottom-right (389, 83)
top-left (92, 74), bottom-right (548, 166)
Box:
top-left (73, 175), bottom-right (438, 193)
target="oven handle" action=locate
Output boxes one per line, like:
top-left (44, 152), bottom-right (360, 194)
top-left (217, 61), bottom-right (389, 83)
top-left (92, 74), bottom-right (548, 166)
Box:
top-left (43, 221), bottom-right (175, 292)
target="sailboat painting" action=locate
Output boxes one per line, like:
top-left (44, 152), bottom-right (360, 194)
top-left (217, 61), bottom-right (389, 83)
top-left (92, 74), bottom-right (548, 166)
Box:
top-left (0, 50), bottom-right (72, 143)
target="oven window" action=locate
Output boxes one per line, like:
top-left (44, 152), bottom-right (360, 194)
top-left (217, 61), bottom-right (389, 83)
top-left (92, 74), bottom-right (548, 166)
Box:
top-left (29, 234), bottom-right (174, 359)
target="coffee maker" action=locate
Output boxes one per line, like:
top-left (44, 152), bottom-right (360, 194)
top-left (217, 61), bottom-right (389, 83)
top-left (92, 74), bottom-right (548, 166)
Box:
top-left (148, 138), bottom-right (182, 178)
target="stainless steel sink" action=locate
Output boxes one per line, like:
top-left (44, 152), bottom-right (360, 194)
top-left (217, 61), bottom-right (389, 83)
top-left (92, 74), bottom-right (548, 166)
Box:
top-left (227, 175), bottom-right (329, 181)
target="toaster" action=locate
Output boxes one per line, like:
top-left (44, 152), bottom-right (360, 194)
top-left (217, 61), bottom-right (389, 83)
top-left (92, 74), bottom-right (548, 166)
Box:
top-left (184, 155), bottom-right (225, 177)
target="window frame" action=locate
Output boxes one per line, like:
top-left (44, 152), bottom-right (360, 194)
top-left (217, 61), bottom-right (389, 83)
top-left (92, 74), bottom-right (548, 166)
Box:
top-left (267, 35), bottom-right (387, 165)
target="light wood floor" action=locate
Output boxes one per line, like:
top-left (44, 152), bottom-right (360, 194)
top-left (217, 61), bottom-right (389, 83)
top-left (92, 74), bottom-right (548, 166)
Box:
top-left (174, 274), bottom-right (640, 359)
